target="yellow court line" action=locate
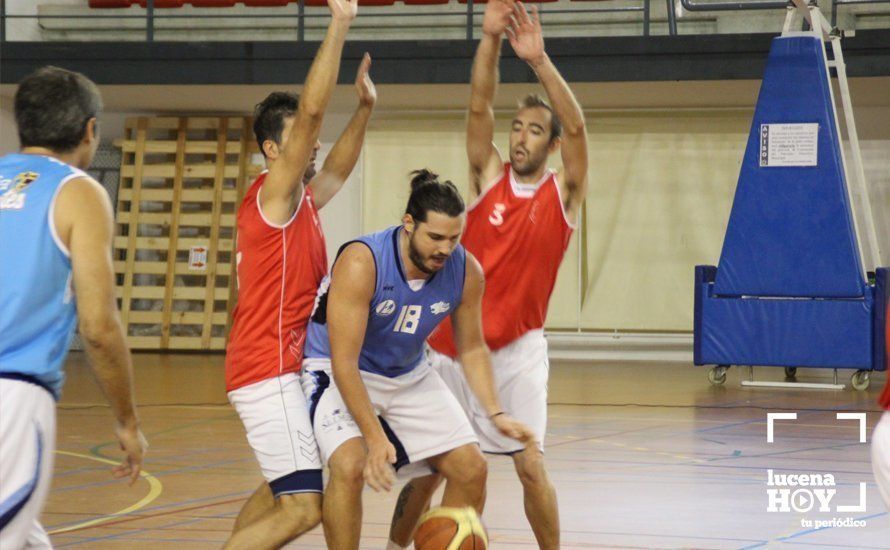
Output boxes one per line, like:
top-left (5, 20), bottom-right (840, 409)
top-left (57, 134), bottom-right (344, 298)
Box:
top-left (48, 450), bottom-right (163, 535)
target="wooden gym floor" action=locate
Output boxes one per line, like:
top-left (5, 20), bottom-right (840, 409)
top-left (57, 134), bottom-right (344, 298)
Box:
top-left (41, 352), bottom-right (890, 548)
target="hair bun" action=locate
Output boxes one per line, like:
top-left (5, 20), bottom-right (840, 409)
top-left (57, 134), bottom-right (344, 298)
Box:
top-left (409, 169), bottom-right (439, 192)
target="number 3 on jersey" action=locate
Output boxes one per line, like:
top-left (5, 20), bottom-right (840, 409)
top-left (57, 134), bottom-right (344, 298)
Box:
top-left (394, 305), bottom-right (422, 334)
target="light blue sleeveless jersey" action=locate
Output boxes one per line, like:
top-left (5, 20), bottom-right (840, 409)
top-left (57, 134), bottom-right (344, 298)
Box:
top-left (305, 225), bottom-right (466, 378)
top-left (0, 154), bottom-right (85, 399)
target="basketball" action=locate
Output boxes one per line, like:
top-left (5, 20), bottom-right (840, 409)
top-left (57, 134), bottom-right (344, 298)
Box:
top-left (414, 507), bottom-right (488, 550)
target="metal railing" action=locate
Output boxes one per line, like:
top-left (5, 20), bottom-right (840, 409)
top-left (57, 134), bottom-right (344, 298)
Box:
top-left (0, 0), bottom-right (652, 43)
top-left (1, 0), bottom-right (888, 43)
top-left (672, 0), bottom-right (796, 34)
top-left (676, 0), bottom-right (890, 29)
top-left (831, 0), bottom-right (890, 25)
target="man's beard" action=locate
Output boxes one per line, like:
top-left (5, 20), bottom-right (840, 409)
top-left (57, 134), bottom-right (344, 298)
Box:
top-left (511, 149), bottom-right (546, 176)
top-left (407, 233), bottom-right (447, 275)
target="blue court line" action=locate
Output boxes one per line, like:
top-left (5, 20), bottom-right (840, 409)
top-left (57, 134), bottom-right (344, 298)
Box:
top-left (706, 441), bottom-right (865, 462)
top-left (543, 447), bottom-right (877, 473)
top-left (541, 456), bottom-right (877, 477)
top-left (57, 534), bottom-right (330, 549)
top-left (644, 400), bottom-right (881, 442)
top-left (52, 510), bottom-right (291, 547)
top-left (52, 466), bottom-right (106, 478)
top-left (776, 511), bottom-right (888, 542)
top-left (111, 447), bottom-right (253, 472)
top-left (490, 526), bottom-right (768, 545)
top-left (526, 473), bottom-right (885, 492)
top-left (338, 516), bottom-right (772, 545)
top-left (567, 428), bottom-right (873, 445)
top-left (51, 456), bottom-right (252, 493)
top-left (546, 426), bottom-right (671, 450)
top-left (88, 413), bottom-right (237, 461)
top-left (556, 440), bottom-right (876, 470)
top-left (696, 418), bottom-right (763, 434)
top-left (781, 542), bottom-right (890, 549)
top-left (738, 511), bottom-right (889, 549)
top-left (46, 489), bottom-right (252, 531)
top-left (706, 452), bottom-right (874, 466)
top-left (58, 536), bottom-right (230, 544)
top-left (55, 517), bottom-right (206, 547)
top-left (539, 471), bottom-right (884, 489)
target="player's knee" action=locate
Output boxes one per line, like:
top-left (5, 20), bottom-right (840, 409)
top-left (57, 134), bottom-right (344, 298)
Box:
top-left (515, 448), bottom-right (547, 487)
top-left (465, 456), bottom-right (488, 487)
top-left (277, 493), bottom-right (322, 535)
top-left (444, 448), bottom-right (487, 488)
top-left (330, 448), bottom-right (367, 486)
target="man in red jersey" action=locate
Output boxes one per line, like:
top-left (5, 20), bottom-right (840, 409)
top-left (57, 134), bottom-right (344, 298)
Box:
top-left (872, 305), bottom-right (890, 508)
top-left (223, 0), bottom-right (375, 547)
top-left (388, 1), bottom-right (587, 548)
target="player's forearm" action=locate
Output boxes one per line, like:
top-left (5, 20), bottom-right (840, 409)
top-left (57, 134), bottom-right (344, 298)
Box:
top-left (530, 54), bottom-right (585, 138)
top-left (297, 19), bottom-right (351, 121)
top-left (274, 18), bottom-right (351, 201)
top-left (467, 34), bottom-right (501, 185)
top-left (332, 360), bottom-right (387, 442)
top-left (321, 104), bottom-right (372, 181)
top-left (80, 318), bottom-right (139, 429)
top-left (468, 33), bottom-right (501, 118)
top-left (459, 346), bottom-right (503, 417)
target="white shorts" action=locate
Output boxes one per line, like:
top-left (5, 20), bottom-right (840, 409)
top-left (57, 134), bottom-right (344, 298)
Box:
top-left (0, 376), bottom-right (56, 550)
top-left (872, 411), bottom-right (890, 509)
top-left (227, 373), bottom-right (322, 496)
top-left (301, 359), bottom-right (478, 476)
top-left (430, 329), bottom-right (548, 454)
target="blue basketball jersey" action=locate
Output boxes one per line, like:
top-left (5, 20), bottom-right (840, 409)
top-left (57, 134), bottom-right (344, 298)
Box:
top-left (305, 225), bottom-right (466, 378)
top-left (0, 154), bottom-right (86, 399)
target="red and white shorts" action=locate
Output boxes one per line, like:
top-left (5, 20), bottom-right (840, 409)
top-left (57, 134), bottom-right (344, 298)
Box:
top-left (228, 373), bottom-right (322, 497)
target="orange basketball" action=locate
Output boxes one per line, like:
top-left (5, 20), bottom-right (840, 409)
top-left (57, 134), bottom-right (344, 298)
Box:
top-left (414, 506), bottom-right (488, 550)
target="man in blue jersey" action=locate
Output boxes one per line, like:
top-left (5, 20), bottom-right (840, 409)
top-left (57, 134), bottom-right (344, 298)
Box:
top-left (300, 169), bottom-right (536, 549)
top-left (0, 66), bottom-right (145, 549)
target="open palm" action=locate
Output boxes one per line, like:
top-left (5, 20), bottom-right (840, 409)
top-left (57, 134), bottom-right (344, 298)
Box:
top-left (355, 53), bottom-right (377, 107)
top-left (506, 2), bottom-right (545, 65)
top-left (327, 0), bottom-right (357, 22)
top-left (482, 0), bottom-right (515, 36)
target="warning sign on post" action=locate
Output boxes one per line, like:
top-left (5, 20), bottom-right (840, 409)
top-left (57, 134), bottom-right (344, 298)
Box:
top-left (189, 245), bottom-right (208, 271)
top-left (759, 123), bottom-right (819, 167)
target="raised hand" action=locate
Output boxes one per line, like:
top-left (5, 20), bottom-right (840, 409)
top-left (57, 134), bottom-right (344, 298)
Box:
top-left (328, 0), bottom-right (357, 23)
top-left (355, 52), bottom-right (377, 107)
top-left (482, 0), bottom-right (515, 36)
top-left (506, 2), bottom-right (546, 66)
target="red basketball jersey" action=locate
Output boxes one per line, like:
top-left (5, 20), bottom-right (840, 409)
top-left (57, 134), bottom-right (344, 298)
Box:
top-left (225, 173), bottom-right (328, 391)
top-left (428, 164), bottom-right (574, 357)
top-left (880, 304), bottom-right (890, 410)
